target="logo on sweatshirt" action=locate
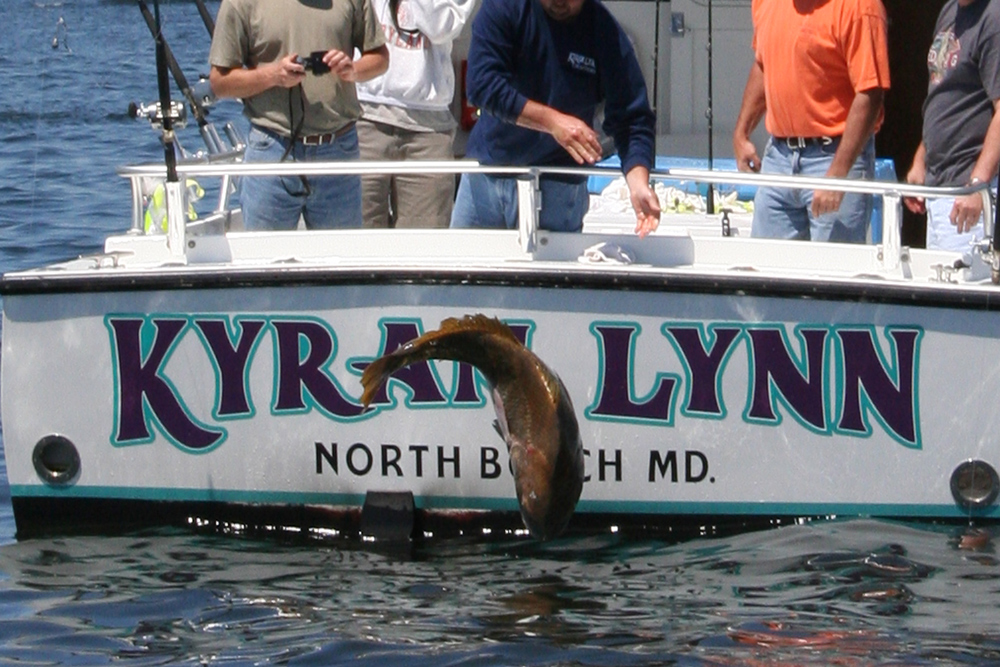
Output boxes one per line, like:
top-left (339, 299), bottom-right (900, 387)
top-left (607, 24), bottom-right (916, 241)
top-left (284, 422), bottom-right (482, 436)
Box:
top-left (567, 52), bottom-right (596, 75)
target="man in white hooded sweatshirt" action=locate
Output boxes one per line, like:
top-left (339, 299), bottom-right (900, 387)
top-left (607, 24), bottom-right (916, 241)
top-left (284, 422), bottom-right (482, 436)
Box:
top-left (357, 0), bottom-right (477, 228)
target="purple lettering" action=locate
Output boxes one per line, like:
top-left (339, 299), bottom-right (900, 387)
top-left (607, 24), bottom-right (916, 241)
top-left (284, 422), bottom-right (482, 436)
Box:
top-left (666, 326), bottom-right (740, 416)
top-left (194, 319), bottom-right (265, 417)
top-left (273, 320), bottom-right (364, 417)
top-left (837, 328), bottom-right (920, 446)
top-left (590, 325), bottom-right (676, 421)
top-left (109, 317), bottom-right (223, 450)
top-left (747, 328), bottom-right (828, 430)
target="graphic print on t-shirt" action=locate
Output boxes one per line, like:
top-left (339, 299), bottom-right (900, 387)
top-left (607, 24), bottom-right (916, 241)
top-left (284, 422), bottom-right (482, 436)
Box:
top-left (928, 26), bottom-right (961, 85)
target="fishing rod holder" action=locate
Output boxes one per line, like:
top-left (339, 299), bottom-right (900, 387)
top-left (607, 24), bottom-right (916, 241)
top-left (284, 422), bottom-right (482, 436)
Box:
top-left (191, 77), bottom-right (218, 110)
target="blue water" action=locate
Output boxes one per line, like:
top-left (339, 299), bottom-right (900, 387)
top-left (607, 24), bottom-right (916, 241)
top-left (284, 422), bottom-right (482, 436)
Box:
top-left (2, 1), bottom-right (1000, 664)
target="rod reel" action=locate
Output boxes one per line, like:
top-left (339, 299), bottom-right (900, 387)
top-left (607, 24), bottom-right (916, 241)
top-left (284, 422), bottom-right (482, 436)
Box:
top-left (128, 99), bottom-right (187, 132)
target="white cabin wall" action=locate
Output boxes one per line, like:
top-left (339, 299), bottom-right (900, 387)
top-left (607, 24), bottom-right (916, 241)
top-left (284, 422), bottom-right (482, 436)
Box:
top-left (450, 0), bottom-right (764, 160)
top-left (654, 0), bottom-right (758, 158)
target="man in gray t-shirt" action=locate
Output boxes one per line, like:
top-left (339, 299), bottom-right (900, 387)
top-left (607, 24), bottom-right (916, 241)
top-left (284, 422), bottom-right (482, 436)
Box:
top-left (209, 0), bottom-right (388, 231)
top-left (905, 0), bottom-right (1000, 252)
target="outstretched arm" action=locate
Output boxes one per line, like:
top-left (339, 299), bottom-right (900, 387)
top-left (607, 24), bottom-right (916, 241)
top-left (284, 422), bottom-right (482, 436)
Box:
top-left (516, 101), bottom-right (603, 165)
top-left (323, 45), bottom-right (389, 83)
top-left (733, 60), bottom-right (766, 173)
top-left (626, 165), bottom-right (661, 238)
top-left (811, 87), bottom-right (884, 217)
top-left (209, 55), bottom-right (306, 99)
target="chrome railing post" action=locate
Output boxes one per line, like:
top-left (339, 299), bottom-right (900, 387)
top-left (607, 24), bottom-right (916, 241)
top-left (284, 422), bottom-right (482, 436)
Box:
top-left (979, 186), bottom-right (995, 244)
top-left (217, 175), bottom-right (233, 213)
top-left (164, 179), bottom-right (187, 259)
top-left (880, 192), bottom-right (903, 271)
top-left (517, 170), bottom-right (540, 253)
top-left (129, 176), bottom-right (145, 234)
top-left (976, 185), bottom-right (999, 283)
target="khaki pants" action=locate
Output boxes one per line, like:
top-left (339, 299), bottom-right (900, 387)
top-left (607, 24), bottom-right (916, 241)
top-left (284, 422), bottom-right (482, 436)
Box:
top-left (358, 119), bottom-right (456, 229)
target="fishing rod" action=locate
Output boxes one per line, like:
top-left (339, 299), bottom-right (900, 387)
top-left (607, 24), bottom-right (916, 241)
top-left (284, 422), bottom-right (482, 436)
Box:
top-left (152, 0), bottom-right (177, 184)
top-left (151, 0), bottom-right (189, 255)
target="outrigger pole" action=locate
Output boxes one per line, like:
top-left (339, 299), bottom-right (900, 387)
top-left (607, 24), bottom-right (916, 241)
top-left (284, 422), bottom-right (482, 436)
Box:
top-left (192, 0), bottom-right (216, 36)
top-left (706, 0), bottom-right (715, 215)
top-left (136, 0), bottom-right (225, 153)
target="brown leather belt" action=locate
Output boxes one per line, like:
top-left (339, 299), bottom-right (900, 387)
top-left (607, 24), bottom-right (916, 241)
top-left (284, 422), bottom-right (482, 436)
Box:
top-left (299, 122), bottom-right (356, 145)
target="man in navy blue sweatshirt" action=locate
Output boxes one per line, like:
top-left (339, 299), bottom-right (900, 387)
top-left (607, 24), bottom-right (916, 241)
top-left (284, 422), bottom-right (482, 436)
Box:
top-left (449, 0), bottom-right (661, 236)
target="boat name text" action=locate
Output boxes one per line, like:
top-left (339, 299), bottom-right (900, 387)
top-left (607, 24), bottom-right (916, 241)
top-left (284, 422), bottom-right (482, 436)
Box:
top-left (105, 316), bottom-right (922, 452)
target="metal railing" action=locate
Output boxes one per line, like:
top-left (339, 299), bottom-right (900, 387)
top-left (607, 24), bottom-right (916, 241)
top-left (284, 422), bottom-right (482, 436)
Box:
top-left (118, 159), bottom-right (996, 274)
top-left (667, 167), bottom-right (995, 272)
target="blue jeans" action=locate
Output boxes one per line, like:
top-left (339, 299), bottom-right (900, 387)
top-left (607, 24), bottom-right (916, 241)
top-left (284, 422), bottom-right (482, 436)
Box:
top-left (752, 137), bottom-right (875, 243)
top-left (240, 124), bottom-right (363, 231)
top-left (450, 172), bottom-right (589, 232)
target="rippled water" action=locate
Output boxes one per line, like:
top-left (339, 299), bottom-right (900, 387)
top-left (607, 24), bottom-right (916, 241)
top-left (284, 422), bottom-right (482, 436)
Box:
top-left (2, 1), bottom-right (1000, 665)
top-left (0, 520), bottom-right (999, 665)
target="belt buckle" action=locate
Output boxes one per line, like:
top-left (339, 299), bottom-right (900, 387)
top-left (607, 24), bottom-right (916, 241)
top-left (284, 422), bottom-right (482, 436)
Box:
top-left (302, 133), bottom-right (330, 146)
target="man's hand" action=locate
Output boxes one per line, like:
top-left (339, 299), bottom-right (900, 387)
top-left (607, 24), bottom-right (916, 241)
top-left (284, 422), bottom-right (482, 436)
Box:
top-left (904, 143), bottom-right (927, 214)
top-left (811, 189), bottom-right (845, 218)
top-left (811, 87), bottom-right (883, 219)
top-left (626, 166), bottom-right (661, 238)
top-left (517, 101), bottom-right (602, 164)
top-left (549, 112), bottom-right (602, 164)
top-left (270, 54), bottom-right (307, 89)
top-left (734, 136), bottom-right (761, 173)
top-left (322, 49), bottom-right (357, 82)
top-left (951, 192), bottom-right (984, 233)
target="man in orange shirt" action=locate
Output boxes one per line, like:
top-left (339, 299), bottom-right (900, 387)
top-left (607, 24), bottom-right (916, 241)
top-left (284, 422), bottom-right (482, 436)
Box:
top-left (732, 0), bottom-right (891, 243)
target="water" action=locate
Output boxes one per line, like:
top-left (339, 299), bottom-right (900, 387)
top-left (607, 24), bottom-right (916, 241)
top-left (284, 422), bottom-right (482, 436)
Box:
top-left (2, 1), bottom-right (1000, 664)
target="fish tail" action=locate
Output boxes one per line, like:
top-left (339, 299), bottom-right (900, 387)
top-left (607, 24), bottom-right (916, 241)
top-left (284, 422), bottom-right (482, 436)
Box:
top-left (360, 315), bottom-right (523, 407)
top-left (360, 353), bottom-right (414, 407)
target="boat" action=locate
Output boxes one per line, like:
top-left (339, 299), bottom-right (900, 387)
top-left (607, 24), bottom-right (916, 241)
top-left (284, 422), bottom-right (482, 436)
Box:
top-left (3, 2), bottom-right (1000, 542)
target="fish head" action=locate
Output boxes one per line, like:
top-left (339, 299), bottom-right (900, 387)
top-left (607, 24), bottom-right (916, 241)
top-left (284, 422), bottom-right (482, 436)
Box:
top-left (509, 392), bottom-right (584, 541)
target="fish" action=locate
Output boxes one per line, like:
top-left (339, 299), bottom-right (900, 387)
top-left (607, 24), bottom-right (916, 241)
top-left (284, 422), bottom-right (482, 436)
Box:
top-left (360, 314), bottom-right (585, 540)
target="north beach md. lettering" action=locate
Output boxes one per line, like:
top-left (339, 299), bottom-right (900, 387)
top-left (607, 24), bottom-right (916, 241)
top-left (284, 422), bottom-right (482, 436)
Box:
top-left (105, 315), bottom-right (923, 452)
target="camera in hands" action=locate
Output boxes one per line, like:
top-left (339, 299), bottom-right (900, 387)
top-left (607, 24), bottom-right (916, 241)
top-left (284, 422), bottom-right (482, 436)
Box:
top-left (296, 51), bottom-right (330, 75)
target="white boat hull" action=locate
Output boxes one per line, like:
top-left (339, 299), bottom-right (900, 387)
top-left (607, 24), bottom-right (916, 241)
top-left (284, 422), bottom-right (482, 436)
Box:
top-left (5, 232), bottom-right (999, 537)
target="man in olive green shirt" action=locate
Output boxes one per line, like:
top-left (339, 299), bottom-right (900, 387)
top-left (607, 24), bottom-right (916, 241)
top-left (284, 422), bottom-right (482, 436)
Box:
top-left (210, 0), bottom-right (389, 230)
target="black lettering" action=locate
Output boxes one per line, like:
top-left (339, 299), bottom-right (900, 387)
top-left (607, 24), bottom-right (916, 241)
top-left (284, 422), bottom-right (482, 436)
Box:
top-left (686, 451), bottom-right (708, 483)
top-left (583, 448), bottom-right (591, 483)
top-left (382, 444), bottom-right (403, 476)
top-left (438, 446), bottom-right (460, 478)
top-left (347, 443), bottom-right (373, 476)
top-left (481, 446), bottom-right (502, 479)
top-left (316, 442), bottom-right (338, 474)
top-left (599, 449), bottom-right (622, 482)
top-left (649, 450), bottom-right (678, 482)
top-left (409, 445), bottom-right (429, 477)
